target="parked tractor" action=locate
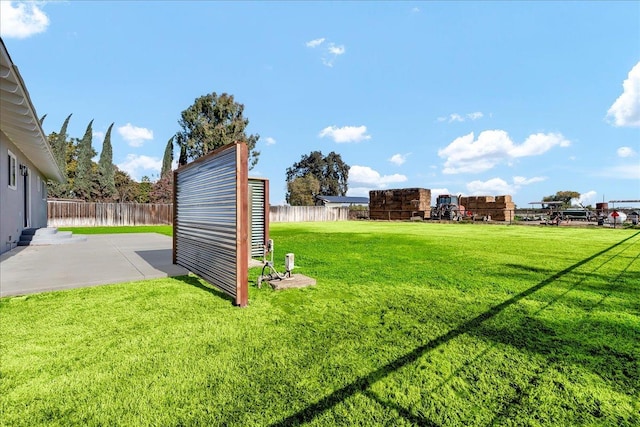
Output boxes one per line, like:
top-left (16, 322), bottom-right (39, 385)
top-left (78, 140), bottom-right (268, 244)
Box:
top-left (431, 194), bottom-right (466, 220)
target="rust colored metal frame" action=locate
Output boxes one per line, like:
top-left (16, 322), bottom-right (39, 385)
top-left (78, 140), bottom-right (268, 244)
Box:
top-left (173, 142), bottom-right (249, 307)
top-left (235, 144), bottom-right (249, 307)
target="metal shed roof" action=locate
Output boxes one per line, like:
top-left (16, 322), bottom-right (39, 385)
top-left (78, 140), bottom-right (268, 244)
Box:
top-left (317, 196), bottom-right (369, 204)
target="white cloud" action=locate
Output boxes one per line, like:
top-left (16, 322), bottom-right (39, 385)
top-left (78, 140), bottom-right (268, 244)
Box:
top-left (437, 112), bottom-right (484, 123)
top-left (319, 125), bottom-right (371, 143)
top-left (617, 146), bottom-right (637, 158)
top-left (389, 153), bottom-right (410, 166)
top-left (117, 154), bottom-right (162, 181)
top-left (466, 176), bottom-right (547, 198)
top-left (117, 123), bottom-right (153, 147)
top-left (306, 38), bottom-right (325, 48)
top-left (327, 43), bottom-right (345, 55)
top-left (607, 62), bottom-right (640, 127)
top-left (411, 7), bottom-right (421, 13)
top-left (349, 165), bottom-right (407, 189)
top-left (438, 130), bottom-right (570, 174)
top-left (306, 37), bottom-right (346, 67)
top-left (572, 191), bottom-right (597, 207)
top-left (346, 187), bottom-right (372, 197)
top-left (467, 178), bottom-right (514, 195)
top-left (0, 1), bottom-right (49, 39)
top-left (264, 137), bottom-right (276, 146)
top-left (512, 176), bottom-right (546, 186)
top-left (322, 42), bottom-right (346, 67)
top-left (509, 132), bottom-right (571, 157)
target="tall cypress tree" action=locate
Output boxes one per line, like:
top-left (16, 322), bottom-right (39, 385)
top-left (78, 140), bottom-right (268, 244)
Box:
top-left (99, 123), bottom-right (116, 200)
top-left (46, 114), bottom-right (72, 198)
top-left (74, 120), bottom-right (95, 200)
top-left (54, 114), bottom-right (72, 174)
top-left (161, 136), bottom-right (174, 177)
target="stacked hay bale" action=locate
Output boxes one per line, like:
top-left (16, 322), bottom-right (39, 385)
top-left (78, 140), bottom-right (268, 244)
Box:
top-left (369, 188), bottom-right (431, 220)
top-left (459, 195), bottom-right (515, 221)
top-left (493, 195), bottom-right (515, 221)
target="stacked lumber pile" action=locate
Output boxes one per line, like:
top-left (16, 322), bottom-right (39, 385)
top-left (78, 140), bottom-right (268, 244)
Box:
top-left (369, 188), bottom-right (431, 220)
top-left (459, 195), bottom-right (515, 221)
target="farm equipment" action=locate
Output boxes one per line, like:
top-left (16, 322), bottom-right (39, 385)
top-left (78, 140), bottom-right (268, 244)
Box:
top-left (431, 194), bottom-right (466, 221)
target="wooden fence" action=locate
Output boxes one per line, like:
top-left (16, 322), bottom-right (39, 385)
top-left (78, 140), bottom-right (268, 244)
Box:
top-left (47, 201), bottom-right (173, 226)
top-left (269, 206), bottom-right (350, 222)
top-left (47, 201), bottom-right (353, 226)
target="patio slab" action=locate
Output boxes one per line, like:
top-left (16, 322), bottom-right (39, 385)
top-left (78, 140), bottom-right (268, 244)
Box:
top-left (0, 233), bottom-right (189, 298)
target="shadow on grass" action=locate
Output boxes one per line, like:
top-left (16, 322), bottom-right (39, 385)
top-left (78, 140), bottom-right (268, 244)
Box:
top-left (270, 231), bottom-right (640, 426)
top-left (474, 246), bottom-right (640, 394)
top-left (362, 389), bottom-right (441, 427)
top-left (171, 275), bottom-right (235, 304)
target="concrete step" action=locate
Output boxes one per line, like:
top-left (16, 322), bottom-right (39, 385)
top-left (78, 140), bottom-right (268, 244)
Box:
top-left (20, 228), bottom-right (40, 236)
top-left (34, 227), bottom-right (62, 236)
top-left (18, 228), bottom-right (87, 246)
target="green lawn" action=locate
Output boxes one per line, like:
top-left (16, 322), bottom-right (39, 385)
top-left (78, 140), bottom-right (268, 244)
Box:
top-left (58, 225), bottom-right (173, 237)
top-left (2, 222), bottom-right (638, 426)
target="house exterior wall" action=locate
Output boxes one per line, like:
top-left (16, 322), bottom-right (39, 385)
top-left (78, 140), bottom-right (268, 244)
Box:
top-left (1, 130), bottom-right (49, 254)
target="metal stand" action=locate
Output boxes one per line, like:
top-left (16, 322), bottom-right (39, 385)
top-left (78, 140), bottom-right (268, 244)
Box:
top-left (257, 239), bottom-right (292, 288)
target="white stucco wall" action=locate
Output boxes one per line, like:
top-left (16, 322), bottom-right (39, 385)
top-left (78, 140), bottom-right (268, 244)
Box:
top-left (0, 131), bottom-right (49, 254)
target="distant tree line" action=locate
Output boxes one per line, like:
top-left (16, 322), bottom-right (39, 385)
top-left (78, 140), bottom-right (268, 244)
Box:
top-left (44, 114), bottom-right (173, 203)
top-left (43, 91), bottom-right (350, 206)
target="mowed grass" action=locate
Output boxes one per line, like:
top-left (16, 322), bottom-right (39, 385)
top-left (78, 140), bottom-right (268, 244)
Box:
top-left (1, 222), bottom-right (638, 426)
top-left (58, 225), bottom-right (173, 237)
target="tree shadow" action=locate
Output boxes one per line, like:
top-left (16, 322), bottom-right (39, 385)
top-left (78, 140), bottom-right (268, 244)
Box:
top-left (362, 389), bottom-right (441, 427)
top-left (269, 231), bottom-right (640, 426)
top-left (472, 246), bottom-right (640, 396)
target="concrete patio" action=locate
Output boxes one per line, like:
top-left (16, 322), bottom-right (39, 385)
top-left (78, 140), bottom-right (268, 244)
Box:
top-left (0, 233), bottom-right (189, 298)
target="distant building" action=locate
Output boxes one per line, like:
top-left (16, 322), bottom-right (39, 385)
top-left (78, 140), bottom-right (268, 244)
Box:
top-left (315, 195), bottom-right (369, 208)
top-left (1, 38), bottom-right (64, 254)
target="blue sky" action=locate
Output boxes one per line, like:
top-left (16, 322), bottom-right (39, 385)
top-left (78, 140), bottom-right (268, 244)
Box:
top-left (2, 1), bottom-right (639, 207)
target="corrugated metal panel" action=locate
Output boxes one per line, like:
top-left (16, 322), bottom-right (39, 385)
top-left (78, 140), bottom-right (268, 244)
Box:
top-left (249, 179), bottom-right (265, 258)
top-left (174, 143), bottom-right (248, 306)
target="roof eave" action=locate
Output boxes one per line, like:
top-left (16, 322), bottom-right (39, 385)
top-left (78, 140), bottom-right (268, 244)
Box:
top-left (0, 38), bottom-right (64, 183)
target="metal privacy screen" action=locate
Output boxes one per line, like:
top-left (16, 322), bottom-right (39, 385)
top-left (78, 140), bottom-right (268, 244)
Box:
top-left (173, 142), bottom-right (248, 306)
top-left (248, 177), bottom-right (269, 259)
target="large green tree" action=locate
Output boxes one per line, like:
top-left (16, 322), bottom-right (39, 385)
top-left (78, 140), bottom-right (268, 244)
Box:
top-left (114, 168), bottom-right (139, 202)
top-left (285, 150), bottom-right (350, 204)
top-left (543, 191), bottom-right (581, 208)
top-left (287, 174), bottom-right (321, 206)
top-left (136, 176), bottom-right (152, 203)
top-left (98, 123), bottom-right (116, 200)
top-left (175, 92), bottom-right (260, 168)
top-left (150, 173), bottom-right (173, 204)
top-left (46, 114), bottom-right (73, 198)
